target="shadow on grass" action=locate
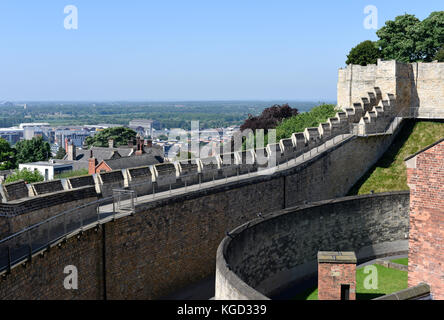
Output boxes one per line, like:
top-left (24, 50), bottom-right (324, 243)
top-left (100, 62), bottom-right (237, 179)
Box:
top-left (356, 293), bottom-right (385, 300)
top-left (292, 287), bottom-right (317, 300)
top-left (347, 119), bottom-right (415, 195)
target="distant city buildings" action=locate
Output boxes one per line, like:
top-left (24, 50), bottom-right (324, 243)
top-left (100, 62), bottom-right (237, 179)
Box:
top-left (129, 119), bottom-right (155, 138)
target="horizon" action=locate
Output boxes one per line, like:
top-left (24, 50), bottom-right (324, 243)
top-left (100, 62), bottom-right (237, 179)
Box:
top-left (0, 1), bottom-right (442, 101)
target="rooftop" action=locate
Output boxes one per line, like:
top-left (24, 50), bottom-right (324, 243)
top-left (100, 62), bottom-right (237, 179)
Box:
top-left (317, 251), bottom-right (357, 264)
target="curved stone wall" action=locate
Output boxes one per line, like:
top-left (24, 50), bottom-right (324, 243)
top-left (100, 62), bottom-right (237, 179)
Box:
top-left (215, 192), bottom-right (410, 300)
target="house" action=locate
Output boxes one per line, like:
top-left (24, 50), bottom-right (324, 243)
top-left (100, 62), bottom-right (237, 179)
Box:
top-left (18, 161), bottom-right (73, 181)
top-left (87, 137), bottom-right (164, 174)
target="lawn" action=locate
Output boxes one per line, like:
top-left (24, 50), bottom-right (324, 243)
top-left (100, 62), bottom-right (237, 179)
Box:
top-left (293, 264), bottom-right (408, 300)
top-left (349, 120), bottom-right (444, 195)
top-left (391, 258), bottom-right (408, 266)
top-left (54, 168), bottom-right (89, 180)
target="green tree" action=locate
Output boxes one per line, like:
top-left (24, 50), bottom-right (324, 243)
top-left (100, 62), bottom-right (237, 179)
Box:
top-left (14, 137), bottom-right (51, 164)
top-left (55, 146), bottom-right (66, 159)
top-left (415, 12), bottom-right (444, 62)
top-left (84, 127), bottom-right (137, 147)
top-left (435, 47), bottom-right (444, 61)
top-left (5, 168), bottom-right (44, 184)
top-left (158, 134), bottom-right (169, 141)
top-left (376, 14), bottom-right (421, 63)
top-left (0, 138), bottom-right (16, 170)
top-left (346, 40), bottom-right (382, 66)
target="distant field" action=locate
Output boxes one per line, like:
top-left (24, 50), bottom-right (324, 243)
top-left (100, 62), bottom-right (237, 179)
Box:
top-left (0, 101), bottom-right (326, 130)
top-left (349, 120), bottom-right (444, 195)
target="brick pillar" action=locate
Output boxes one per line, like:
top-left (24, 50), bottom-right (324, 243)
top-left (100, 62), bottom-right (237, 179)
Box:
top-left (88, 150), bottom-right (98, 175)
top-left (318, 251), bottom-right (357, 300)
top-left (405, 140), bottom-right (444, 300)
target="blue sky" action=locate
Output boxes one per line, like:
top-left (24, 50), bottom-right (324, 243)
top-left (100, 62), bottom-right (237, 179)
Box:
top-left (0, 0), bottom-right (442, 101)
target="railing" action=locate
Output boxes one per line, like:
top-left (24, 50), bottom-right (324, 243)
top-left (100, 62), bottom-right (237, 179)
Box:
top-left (113, 189), bottom-right (136, 214)
top-left (0, 133), bottom-right (353, 274)
top-left (0, 105), bottom-right (440, 275)
top-left (0, 197), bottom-right (114, 274)
top-left (125, 133), bottom-right (352, 201)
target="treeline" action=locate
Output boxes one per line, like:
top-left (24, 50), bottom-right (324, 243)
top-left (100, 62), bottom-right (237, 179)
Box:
top-left (0, 101), bottom-right (320, 130)
top-left (239, 103), bottom-right (337, 149)
top-left (346, 11), bottom-right (444, 65)
top-left (0, 137), bottom-right (51, 171)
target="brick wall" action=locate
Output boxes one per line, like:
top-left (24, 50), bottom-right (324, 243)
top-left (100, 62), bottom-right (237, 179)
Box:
top-left (318, 252), bottom-right (357, 300)
top-left (406, 140), bottom-right (444, 300)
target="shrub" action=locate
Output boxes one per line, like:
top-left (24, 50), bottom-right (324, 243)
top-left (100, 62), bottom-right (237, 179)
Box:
top-left (5, 168), bottom-right (44, 184)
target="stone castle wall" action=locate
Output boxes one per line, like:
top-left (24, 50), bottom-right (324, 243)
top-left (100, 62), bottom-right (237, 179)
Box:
top-left (338, 60), bottom-right (444, 118)
top-left (0, 60), bottom-right (441, 300)
top-left (0, 126), bottom-right (405, 299)
top-left (215, 192), bottom-right (410, 300)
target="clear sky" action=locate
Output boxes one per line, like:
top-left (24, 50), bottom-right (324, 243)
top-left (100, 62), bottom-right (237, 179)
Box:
top-left (0, 0), bottom-right (442, 101)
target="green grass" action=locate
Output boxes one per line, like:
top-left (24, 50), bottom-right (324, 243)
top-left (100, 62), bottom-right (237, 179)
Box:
top-left (54, 168), bottom-right (89, 180)
top-left (349, 120), bottom-right (444, 195)
top-left (293, 264), bottom-right (408, 300)
top-left (391, 258), bottom-right (408, 266)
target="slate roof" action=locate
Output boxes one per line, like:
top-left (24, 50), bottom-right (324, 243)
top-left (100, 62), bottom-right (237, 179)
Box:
top-left (102, 149), bottom-right (164, 170)
top-left (64, 146), bottom-right (134, 163)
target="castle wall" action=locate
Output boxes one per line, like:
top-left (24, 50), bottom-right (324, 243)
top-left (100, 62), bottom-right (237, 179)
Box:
top-left (338, 60), bottom-right (444, 118)
top-left (215, 192), bottom-right (410, 300)
top-left (0, 186), bottom-right (98, 237)
top-left (0, 123), bottom-right (405, 299)
top-left (0, 227), bottom-right (104, 300)
top-left (285, 131), bottom-right (402, 206)
top-left (411, 62), bottom-right (444, 117)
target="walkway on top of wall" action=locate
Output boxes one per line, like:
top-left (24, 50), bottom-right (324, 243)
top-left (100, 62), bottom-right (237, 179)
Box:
top-left (97, 133), bottom-right (354, 213)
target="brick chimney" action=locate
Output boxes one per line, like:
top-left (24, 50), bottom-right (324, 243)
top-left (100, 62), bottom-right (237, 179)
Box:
top-left (146, 139), bottom-right (153, 148)
top-left (318, 251), bottom-right (357, 300)
top-left (128, 138), bottom-right (135, 148)
top-left (88, 150), bottom-right (98, 175)
top-left (108, 139), bottom-right (115, 149)
top-left (135, 137), bottom-right (145, 156)
top-left (67, 143), bottom-right (76, 161)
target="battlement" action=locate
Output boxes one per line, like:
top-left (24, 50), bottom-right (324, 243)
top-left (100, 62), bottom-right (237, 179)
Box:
top-left (0, 60), bottom-right (441, 256)
top-left (338, 59), bottom-right (444, 118)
